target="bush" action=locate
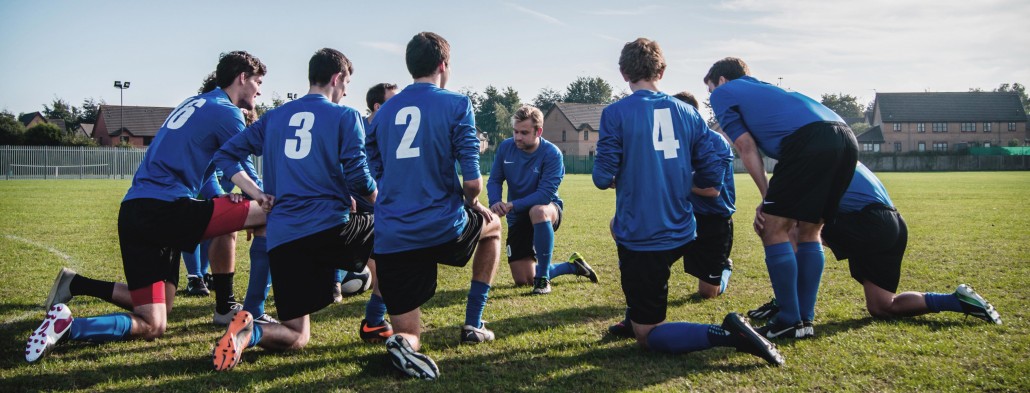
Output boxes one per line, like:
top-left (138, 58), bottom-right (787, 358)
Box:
top-left (23, 123), bottom-right (63, 145)
top-left (1009, 138), bottom-right (1021, 147)
top-left (0, 112), bottom-right (24, 145)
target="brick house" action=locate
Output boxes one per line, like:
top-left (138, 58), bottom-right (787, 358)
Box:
top-left (18, 112), bottom-right (67, 133)
top-left (542, 102), bottom-right (605, 157)
top-left (94, 105), bottom-right (173, 147)
top-left (871, 92), bottom-right (1027, 153)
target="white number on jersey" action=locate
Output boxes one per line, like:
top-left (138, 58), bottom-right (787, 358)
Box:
top-left (652, 108), bottom-right (680, 159)
top-left (285, 112), bottom-right (315, 159)
top-left (164, 98), bottom-right (207, 130)
top-left (395, 106), bottom-right (421, 159)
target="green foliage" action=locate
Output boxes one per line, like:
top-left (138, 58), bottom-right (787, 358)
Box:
top-left (0, 110), bottom-right (25, 145)
top-left (78, 97), bottom-right (104, 125)
top-left (42, 97), bottom-right (81, 132)
top-left (473, 86), bottom-right (522, 151)
top-left (995, 82), bottom-right (1029, 114)
top-left (1009, 138), bottom-right (1021, 147)
top-left (23, 122), bottom-right (63, 145)
top-left (820, 93), bottom-right (863, 118)
top-left (532, 87), bottom-right (563, 111)
top-left (563, 76), bottom-right (615, 104)
top-left (63, 133), bottom-right (98, 147)
top-left (850, 122), bottom-right (871, 135)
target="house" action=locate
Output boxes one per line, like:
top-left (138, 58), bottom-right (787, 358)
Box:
top-left (857, 125), bottom-right (884, 152)
top-left (94, 105), bottom-right (174, 147)
top-left (542, 102), bottom-right (606, 156)
top-left (73, 123), bottom-right (94, 139)
top-left (18, 112), bottom-right (66, 133)
top-left (870, 92), bottom-right (1027, 152)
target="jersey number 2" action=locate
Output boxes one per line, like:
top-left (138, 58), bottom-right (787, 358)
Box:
top-left (652, 108), bottom-right (680, 159)
top-left (395, 106), bottom-right (421, 159)
top-left (285, 112), bottom-right (314, 159)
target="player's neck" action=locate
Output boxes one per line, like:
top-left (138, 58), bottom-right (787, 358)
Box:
top-left (629, 80), bottom-right (659, 93)
top-left (308, 85), bottom-right (333, 100)
top-left (413, 74), bottom-right (442, 87)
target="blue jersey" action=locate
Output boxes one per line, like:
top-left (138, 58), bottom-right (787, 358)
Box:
top-left (487, 138), bottom-right (564, 225)
top-left (212, 93), bottom-right (376, 250)
top-left (710, 76), bottom-right (843, 159)
top-left (199, 159), bottom-right (262, 199)
top-left (689, 130), bottom-right (736, 217)
top-left (593, 90), bottom-right (728, 251)
top-left (838, 162), bottom-right (893, 213)
top-left (353, 116), bottom-right (376, 213)
top-left (124, 88), bottom-right (248, 202)
top-left (367, 82), bottom-right (480, 253)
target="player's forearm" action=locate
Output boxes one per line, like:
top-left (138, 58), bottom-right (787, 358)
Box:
top-left (741, 153), bottom-right (768, 198)
top-left (463, 178), bottom-right (483, 206)
top-left (231, 171), bottom-right (263, 200)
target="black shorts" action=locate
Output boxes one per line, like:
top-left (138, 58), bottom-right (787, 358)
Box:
top-left (617, 242), bottom-right (691, 325)
top-left (505, 203), bottom-right (563, 262)
top-left (764, 121), bottom-right (858, 224)
top-left (821, 205), bottom-right (907, 293)
top-left (118, 198), bottom-right (214, 291)
top-left (683, 213), bottom-right (733, 285)
top-left (375, 207), bottom-right (485, 315)
top-left (267, 213), bottom-right (374, 321)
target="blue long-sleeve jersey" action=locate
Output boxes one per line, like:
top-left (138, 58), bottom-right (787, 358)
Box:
top-left (367, 82), bottom-right (481, 253)
top-left (710, 76), bottom-right (843, 159)
top-left (592, 89), bottom-right (727, 251)
top-left (212, 93), bottom-right (376, 250)
top-left (689, 130), bottom-right (736, 217)
top-left (838, 162), bottom-right (893, 213)
top-left (487, 138), bottom-right (564, 225)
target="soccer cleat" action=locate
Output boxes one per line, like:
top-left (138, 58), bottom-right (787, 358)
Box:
top-left (460, 322), bottom-right (495, 344)
top-left (213, 302), bottom-right (244, 326)
top-left (801, 320), bottom-right (815, 338)
top-left (570, 252), bottom-right (599, 283)
top-left (756, 320), bottom-right (805, 340)
top-left (25, 303), bottom-right (74, 363)
top-left (254, 313), bottom-right (280, 325)
top-left (360, 319), bottom-right (393, 343)
top-left (954, 284), bottom-right (1002, 325)
top-left (607, 320), bottom-right (634, 339)
top-left (721, 312), bottom-right (784, 366)
top-left (531, 277), bottom-right (552, 295)
top-left (212, 310), bottom-right (254, 371)
top-left (386, 335), bottom-right (439, 380)
top-left (747, 298), bottom-right (780, 320)
top-left (44, 268), bottom-right (76, 310)
top-left (185, 275), bottom-right (210, 297)
top-left (331, 282), bottom-right (343, 303)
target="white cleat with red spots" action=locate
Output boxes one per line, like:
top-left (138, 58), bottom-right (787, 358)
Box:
top-left (25, 303), bottom-right (73, 363)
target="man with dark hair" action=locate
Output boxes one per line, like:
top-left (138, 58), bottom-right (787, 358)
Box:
top-left (592, 38), bottom-right (782, 366)
top-left (28, 51), bottom-right (269, 363)
top-left (488, 104), bottom-right (597, 295)
top-left (366, 83), bottom-right (398, 120)
top-left (367, 31), bottom-right (502, 380)
top-left (209, 47), bottom-right (377, 371)
top-left (706, 56), bottom-right (858, 340)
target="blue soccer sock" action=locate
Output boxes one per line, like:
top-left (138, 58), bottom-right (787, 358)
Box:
top-left (248, 323), bottom-right (263, 349)
top-left (199, 239), bottom-right (212, 275)
top-left (765, 242), bottom-right (801, 325)
top-left (182, 244), bottom-right (202, 277)
top-left (243, 236), bottom-right (270, 316)
top-left (706, 324), bottom-right (736, 348)
top-left (464, 280), bottom-right (491, 328)
top-left (364, 293), bottom-right (387, 326)
top-left (548, 262), bottom-right (577, 278)
top-left (532, 221), bottom-right (555, 280)
top-left (68, 313), bottom-right (132, 342)
top-left (795, 242), bottom-right (825, 322)
top-left (646, 322), bottom-right (713, 353)
top-left (924, 293), bottom-right (964, 313)
top-left (334, 269), bottom-right (345, 283)
top-left (719, 267), bottom-right (733, 294)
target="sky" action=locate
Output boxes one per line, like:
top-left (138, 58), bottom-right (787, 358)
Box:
top-left (1, 0), bottom-right (1028, 118)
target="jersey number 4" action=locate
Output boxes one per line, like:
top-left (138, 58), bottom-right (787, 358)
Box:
top-left (395, 106), bottom-right (421, 159)
top-left (652, 108), bottom-right (680, 159)
top-left (285, 112), bottom-right (314, 159)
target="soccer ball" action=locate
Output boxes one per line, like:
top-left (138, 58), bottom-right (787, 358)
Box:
top-left (340, 265), bottom-right (372, 296)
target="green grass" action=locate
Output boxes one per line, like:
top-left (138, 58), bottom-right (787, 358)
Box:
top-left (1, 173), bottom-right (1028, 392)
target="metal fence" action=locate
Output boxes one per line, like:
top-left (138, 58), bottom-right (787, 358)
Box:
top-left (1, 145), bottom-right (150, 180)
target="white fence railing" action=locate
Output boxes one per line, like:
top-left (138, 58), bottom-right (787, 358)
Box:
top-left (1, 145), bottom-right (266, 180)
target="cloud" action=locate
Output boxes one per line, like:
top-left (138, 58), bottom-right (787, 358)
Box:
top-left (587, 5), bottom-right (662, 16)
top-left (504, 2), bottom-right (565, 26)
top-left (359, 41), bottom-right (405, 55)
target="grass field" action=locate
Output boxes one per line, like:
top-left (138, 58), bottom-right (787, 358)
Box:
top-left (1, 172), bottom-right (1028, 392)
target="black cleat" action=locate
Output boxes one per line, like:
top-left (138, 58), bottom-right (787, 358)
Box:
top-left (722, 312), bottom-right (784, 366)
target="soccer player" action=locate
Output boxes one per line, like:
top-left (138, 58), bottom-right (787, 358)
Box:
top-left (487, 104), bottom-right (598, 295)
top-left (706, 57), bottom-right (859, 339)
top-left (592, 38), bottom-right (782, 366)
top-left (608, 91), bottom-right (736, 338)
top-left (27, 51), bottom-right (269, 363)
top-left (367, 32), bottom-right (502, 380)
top-left (209, 48), bottom-right (376, 371)
top-left (747, 162), bottom-right (1002, 328)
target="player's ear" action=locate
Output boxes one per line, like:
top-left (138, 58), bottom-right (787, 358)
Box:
top-left (535, 127), bottom-right (543, 137)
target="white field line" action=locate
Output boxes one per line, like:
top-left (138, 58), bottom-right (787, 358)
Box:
top-left (1, 234), bottom-right (81, 327)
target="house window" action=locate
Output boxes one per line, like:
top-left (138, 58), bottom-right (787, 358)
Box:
top-left (918, 142), bottom-right (926, 152)
top-left (120, 136), bottom-right (129, 144)
top-left (983, 122), bottom-right (992, 132)
top-left (562, 130), bottom-right (566, 142)
top-left (917, 123), bottom-right (926, 133)
top-left (861, 143), bottom-right (880, 152)
top-left (961, 122), bottom-right (975, 132)
top-left (933, 142), bottom-right (948, 151)
top-left (892, 123), bottom-right (902, 132)
top-left (932, 122), bottom-right (947, 132)
top-left (984, 141), bottom-right (991, 148)
top-left (894, 142), bottom-right (902, 152)
top-left (583, 130), bottom-right (589, 141)
top-left (143, 137), bottom-right (154, 145)
top-left (1009, 122), bottom-right (1017, 131)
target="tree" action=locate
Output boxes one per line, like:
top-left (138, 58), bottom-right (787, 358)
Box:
top-left (473, 86), bottom-right (522, 150)
top-left (532, 87), bottom-right (563, 111)
top-left (78, 97), bottom-right (104, 125)
top-left (563, 76), bottom-right (615, 104)
top-left (820, 93), bottom-right (863, 118)
top-left (850, 122), bottom-right (871, 136)
top-left (43, 97), bottom-right (80, 132)
top-left (23, 123), bottom-right (63, 145)
top-left (995, 83), bottom-right (1029, 114)
top-left (255, 93), bottom-right (287, 117)
top-left (0, 110), bottom-right (25, 145)
top-left (458, 87), bottom-right (484, 113)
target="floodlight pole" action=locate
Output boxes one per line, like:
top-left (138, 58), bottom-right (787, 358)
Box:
top-left (114, 81), bottom-right (131, 142)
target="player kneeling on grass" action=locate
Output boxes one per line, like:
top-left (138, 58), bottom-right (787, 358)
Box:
top-left (27, 51), bottom-right (268, 363)
top-left (747, 162), bottom-right (1002, 330)
top-left (592, 38), bottom-right (782, 366)
top-left (208, 48), bottom-right (378, 371)
top-left (487, 104), bottom-right (598, 295)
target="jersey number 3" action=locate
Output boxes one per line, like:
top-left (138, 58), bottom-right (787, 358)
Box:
top-left (285, 112), bottom-right (314, 159)
top-left (395, 106), bottom-right (421, 159)
top-left (652, 108), bottom-right (680, 159)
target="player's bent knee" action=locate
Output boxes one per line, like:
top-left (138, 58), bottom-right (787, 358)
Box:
top-left (528, 204), bottom-right (556, 223)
